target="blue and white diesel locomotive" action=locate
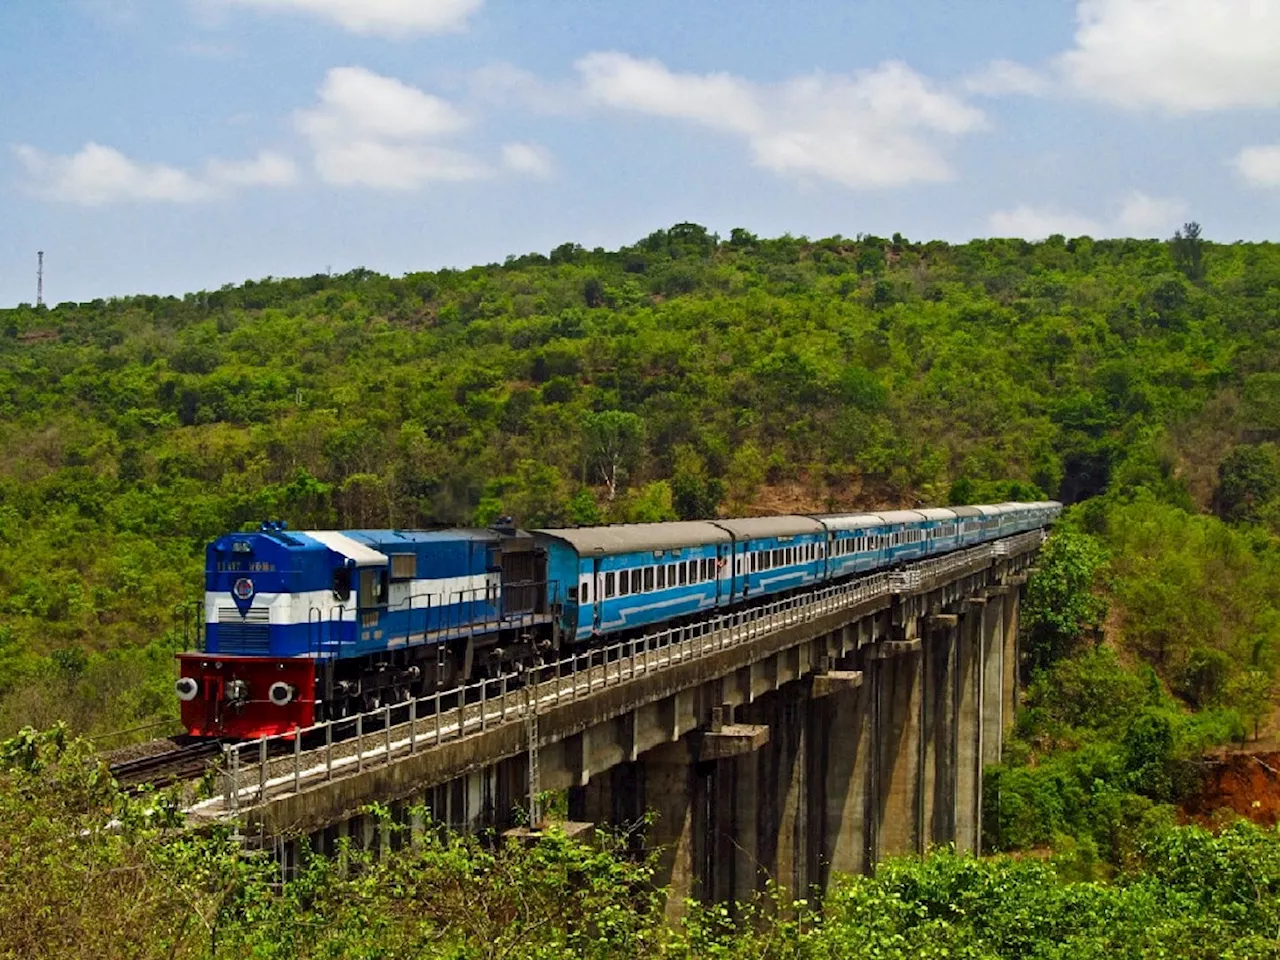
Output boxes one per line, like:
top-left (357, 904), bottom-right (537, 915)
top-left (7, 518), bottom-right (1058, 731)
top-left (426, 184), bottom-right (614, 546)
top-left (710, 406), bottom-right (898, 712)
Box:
top-left (177, 501), bottom-right (1060, 737)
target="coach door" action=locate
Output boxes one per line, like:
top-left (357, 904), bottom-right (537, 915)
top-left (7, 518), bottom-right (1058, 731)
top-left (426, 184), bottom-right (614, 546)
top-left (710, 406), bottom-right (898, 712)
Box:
top-left (590, 558), bottom-right (602, 634)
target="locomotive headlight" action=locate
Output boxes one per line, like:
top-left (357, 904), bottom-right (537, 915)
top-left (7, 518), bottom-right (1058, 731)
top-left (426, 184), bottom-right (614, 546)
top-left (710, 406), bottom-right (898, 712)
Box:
top-left (175, 677), bottom-right (199, 702)
top-left (268, 681), bottom-right (296, 707)
top-left (225, 679), bottom-right (249, 704)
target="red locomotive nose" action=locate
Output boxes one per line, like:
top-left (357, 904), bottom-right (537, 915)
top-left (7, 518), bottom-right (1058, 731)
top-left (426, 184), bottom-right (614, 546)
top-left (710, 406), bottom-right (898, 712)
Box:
top-left (176, 654), bottom-right (316, 738)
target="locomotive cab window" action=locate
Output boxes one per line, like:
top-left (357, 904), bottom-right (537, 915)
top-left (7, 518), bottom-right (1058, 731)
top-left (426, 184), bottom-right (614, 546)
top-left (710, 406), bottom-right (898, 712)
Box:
top-left (359, 568), bottom-right (388, 606)
top-left (332, 567), bottom-right (352, 602)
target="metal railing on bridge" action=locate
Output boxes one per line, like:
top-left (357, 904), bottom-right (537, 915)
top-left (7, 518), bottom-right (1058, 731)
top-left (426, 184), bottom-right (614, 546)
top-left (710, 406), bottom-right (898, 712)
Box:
top-left (200, 528), bottom-right (1046, 817)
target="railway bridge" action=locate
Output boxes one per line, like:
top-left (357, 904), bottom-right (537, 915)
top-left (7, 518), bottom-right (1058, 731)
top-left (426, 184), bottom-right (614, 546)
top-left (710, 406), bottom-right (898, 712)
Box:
top-left (188, 529), bottom-right (1044, 908)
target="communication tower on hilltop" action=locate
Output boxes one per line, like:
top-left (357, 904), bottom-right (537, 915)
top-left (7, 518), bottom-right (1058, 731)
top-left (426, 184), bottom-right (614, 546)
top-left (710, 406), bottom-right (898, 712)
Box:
top-left (36, 251), bottom-right (44, 307)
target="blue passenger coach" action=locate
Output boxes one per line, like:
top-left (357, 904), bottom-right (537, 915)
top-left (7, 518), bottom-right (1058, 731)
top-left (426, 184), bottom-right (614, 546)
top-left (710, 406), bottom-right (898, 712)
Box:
top-left (712, 517), bottom-right (827, 604)
top-left (534, 522), bottom-right (730, 642)
top-left (820, 514), bottom-right (890, 578)
top-left (917, 507), bottom-right (962, 555)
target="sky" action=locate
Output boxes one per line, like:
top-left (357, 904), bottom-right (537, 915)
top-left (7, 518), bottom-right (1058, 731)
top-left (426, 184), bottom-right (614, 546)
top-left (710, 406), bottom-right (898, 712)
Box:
top-left (2, 0), bottom-right (1280, 306)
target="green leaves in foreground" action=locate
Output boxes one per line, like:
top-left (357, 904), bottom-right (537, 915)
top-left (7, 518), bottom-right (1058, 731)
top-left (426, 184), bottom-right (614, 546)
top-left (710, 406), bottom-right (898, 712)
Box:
top-left (5, 726), bottom-right (1280, 959)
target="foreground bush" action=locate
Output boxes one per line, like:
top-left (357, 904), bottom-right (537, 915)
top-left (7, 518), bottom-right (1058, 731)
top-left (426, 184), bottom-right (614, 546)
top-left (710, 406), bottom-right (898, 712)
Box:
top-left (5, 726), bottom-right (1280, 959)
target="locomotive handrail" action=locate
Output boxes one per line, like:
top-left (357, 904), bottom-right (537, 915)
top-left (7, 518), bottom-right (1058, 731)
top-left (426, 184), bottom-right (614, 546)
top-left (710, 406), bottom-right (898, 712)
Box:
top-left (202, 529), bottom-right (1048, 818)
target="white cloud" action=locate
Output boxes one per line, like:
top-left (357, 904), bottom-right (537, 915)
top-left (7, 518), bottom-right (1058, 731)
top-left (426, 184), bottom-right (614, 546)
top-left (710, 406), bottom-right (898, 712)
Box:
top-left (206, 151), bottom-right (298, 187)
top-left (575, 52), bottom-right (984, 188)
top-left (296, 67), bottom-right (487, 189)
top-left (297, 67), bottom-right (468, 142)
top-left (1235, 144), bottom-right (1280, 188)
top-left (14, 143), bottom-right (213, 205)
top-left (14, 143), bottom-right (297, 206)
top-left (963, 59), bottom-right (1050, 97)
top-left (501, 142), bottom-right (553, 178)
top-left (1116, 190), bottom-right (1188, 235)
top-left (312, 141), bottom-right (484, 189)
top-left (221, 0), bottom-right (482, 37)
top-left (470, 63), bottom-right (582, 115)
top-left (988, 190), bottom-right (1190, 239)
top-left (988, 205), bottom-right (1105, 240)
top-left (1059, 0), bottom-right (1280, 112)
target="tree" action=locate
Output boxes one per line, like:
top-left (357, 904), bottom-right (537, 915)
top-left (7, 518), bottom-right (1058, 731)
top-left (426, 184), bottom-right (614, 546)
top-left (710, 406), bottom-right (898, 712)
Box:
top-left (1215, 445), bottom-right (1280, 524)
top-left (1228, 667), bottom-right (1273, 740)
top-left (581, 411), bottom-right (644, 502)
top-left (724, 443), bottom-right (766, 515)
top-left (613, 480), bottom-right (677, 523)
top-left (1022, 528), bottom-right (1109, 671)
top-left (1171, 221), bottom-right (1205, 282)
top-left (670, 445), bottom-right (724, 520)
top-left (567, 488), bottom-right (602, 526)
top-left (582, 276), bottom-right (606, 308)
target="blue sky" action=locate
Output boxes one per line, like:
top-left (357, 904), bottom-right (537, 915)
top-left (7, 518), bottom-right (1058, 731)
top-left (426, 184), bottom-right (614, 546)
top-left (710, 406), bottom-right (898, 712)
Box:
top-left (2, 0), bottom-right (1279, 305)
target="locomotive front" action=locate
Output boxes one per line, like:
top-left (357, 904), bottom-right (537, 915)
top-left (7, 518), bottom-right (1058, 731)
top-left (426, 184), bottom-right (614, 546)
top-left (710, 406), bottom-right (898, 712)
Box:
top-left (176, 523), bottom-right (353, 737)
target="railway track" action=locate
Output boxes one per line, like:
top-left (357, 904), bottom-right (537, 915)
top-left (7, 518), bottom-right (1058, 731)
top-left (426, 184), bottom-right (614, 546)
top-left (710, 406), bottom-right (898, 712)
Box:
top-left (101, 592), bottom-right (851, 789)
top-left (108, 738), bottom-right (225, 789)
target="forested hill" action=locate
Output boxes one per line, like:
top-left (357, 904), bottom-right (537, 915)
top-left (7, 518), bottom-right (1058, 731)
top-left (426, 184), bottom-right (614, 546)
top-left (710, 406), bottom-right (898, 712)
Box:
top-left (2, 222), bottom-right (1279, 733)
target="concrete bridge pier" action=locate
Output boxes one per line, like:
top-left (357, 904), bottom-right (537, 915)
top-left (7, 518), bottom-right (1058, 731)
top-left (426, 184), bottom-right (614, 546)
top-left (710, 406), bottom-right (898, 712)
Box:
top-left (954, 597), bottom-right (985, 853)
top-left (981, 590), bottom-right (1007, 772)
top-left (923, 614), bottom-right (959, 850)
top-left (873, 630), bottom-right (924, 860)
top-left (816, 634), bottom-right (875, 886)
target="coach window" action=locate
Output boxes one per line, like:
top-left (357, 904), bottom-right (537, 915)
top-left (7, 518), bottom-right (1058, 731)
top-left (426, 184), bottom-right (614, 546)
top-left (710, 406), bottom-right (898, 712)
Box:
top-left (657, 566), bottom-right (666, 590)
top-left (644, 567), bottom-right (654, 592)
top-left (605, 572), bottom-right (616, 598)
top-left (581, 581), bottom-right (591, 603)
top-left (631, 569), bottom-right (642, 594)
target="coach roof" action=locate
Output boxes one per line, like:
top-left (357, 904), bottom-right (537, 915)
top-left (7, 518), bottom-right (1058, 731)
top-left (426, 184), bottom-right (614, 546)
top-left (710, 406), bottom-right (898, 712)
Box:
top-left (534, 521), bottom-right (729, 556)
top-left (711, 516), bottom-right (826, 539)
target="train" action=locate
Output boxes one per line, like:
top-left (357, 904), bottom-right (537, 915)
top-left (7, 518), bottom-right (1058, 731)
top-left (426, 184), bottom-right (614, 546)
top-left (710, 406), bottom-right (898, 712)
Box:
top-left (176, 501), bottom-right (1061, 738)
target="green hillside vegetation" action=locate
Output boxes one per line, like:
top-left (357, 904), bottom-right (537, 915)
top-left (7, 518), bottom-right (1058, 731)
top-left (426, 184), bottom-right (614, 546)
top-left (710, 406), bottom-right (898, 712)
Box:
top-left (2, 222), bottom-right (1280, 740)
top-left (4, 726), bottom-right (1280, 959)
top-left (7, 224), bottom-right (1280, 956)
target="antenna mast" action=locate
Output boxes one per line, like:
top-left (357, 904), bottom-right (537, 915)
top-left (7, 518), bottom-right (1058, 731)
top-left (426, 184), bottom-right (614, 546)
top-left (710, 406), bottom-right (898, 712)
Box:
top-left (36, 251), bottom-right (44, 307)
